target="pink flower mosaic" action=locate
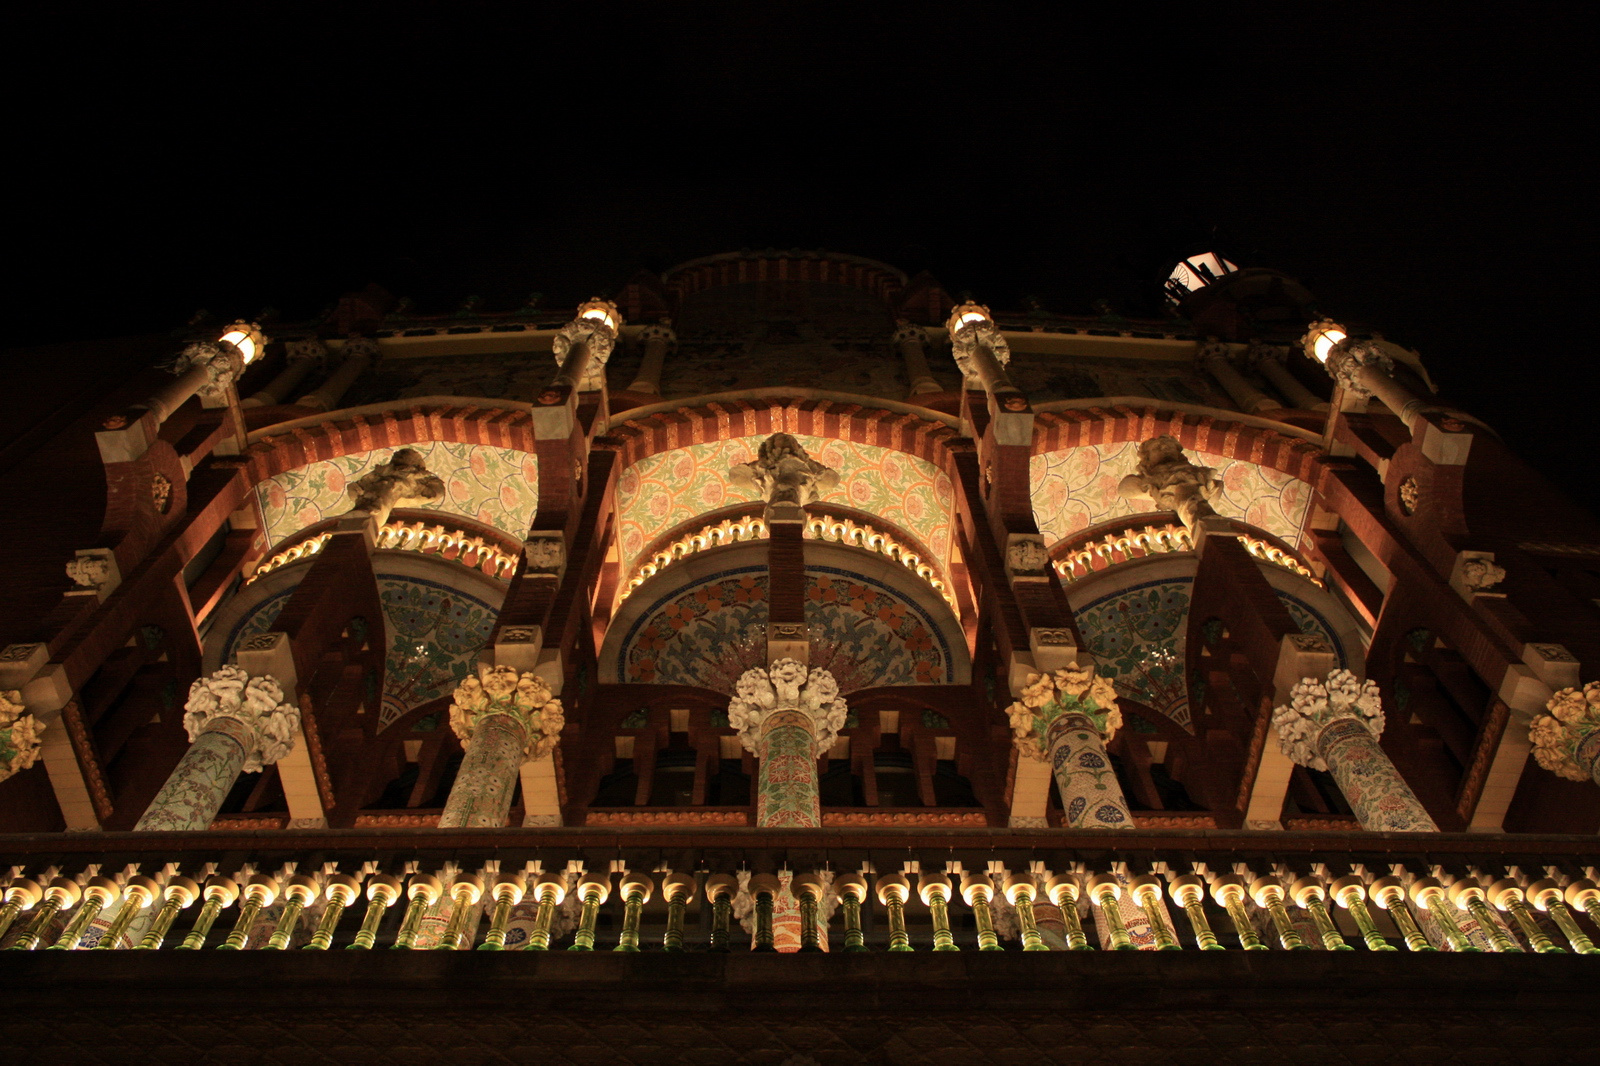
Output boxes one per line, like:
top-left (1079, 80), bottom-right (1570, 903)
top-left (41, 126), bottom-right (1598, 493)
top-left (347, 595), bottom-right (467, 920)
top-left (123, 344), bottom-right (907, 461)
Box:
top-left (1029, 442), bottom-right (1310, 548)
top-left (615, 435), bottom-right (954, 578)
top-left (256, 441), bottom-right (538, 548)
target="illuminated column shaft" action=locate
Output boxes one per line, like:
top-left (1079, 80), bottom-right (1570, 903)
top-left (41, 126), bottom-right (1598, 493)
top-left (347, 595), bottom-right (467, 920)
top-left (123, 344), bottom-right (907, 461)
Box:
top-left (1316, 718), bottom-right (1438, 832)
top-left (134, 718), bottom-right (254, 832)
top-left (439, 711), bottom-right (530, 829)
top-left (1047, 713), bottom-right (1134, 829)
top-left (756, 711), bottom-right (822, 829)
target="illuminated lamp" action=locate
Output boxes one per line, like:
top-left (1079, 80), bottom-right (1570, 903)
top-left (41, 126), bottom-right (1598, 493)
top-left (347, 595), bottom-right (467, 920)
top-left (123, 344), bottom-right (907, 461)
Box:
top-left (1301, 319), bottom-right (1348, 365)
top-left (217, 321), bottom-right (267, 366)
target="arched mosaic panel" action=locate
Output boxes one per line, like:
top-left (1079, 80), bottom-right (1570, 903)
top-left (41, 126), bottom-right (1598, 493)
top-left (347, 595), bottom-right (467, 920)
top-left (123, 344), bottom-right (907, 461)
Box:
top-left (220, 572), bottom-right (499, 730)
top-left (256, 441), bottom-right (538, 548)
top-left (1030, 442), bottom-right (1311, 548)
top-left (615, 565), bottom-right (954, 693)
top-left (614, 435), bottom-right (953, 580)
top-left (1074, 577), bottom-right (1343, 733)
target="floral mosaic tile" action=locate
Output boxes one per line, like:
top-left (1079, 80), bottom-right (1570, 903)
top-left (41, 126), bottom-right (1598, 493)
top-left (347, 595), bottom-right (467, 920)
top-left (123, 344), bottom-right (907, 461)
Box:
top-left (256, 441), bottom-right (538, 548)
top-left (1074, 577), bottom-right (1343, 732)
top-left (616, 565), bottom-right (953, 693)
top-left (222, 573), bottom-right (499, 730)
top-left (1030, 441), bottom-right (1311, 548)
top-left (614, 435), bottom-right (953, 581)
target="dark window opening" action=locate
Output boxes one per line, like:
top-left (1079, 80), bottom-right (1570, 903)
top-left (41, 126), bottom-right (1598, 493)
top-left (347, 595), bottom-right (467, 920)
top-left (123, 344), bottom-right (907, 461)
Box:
top-left (706, 759), bottom-right (750, 806)
top-left (592, 758), bottom-right (639, 806)
top-left (874, 747), bottom-right (923, 807)
top-left (647, 749), bottom-right (698, 806)
top-left (932, 760), bottom-right (979, 807)
top-left (819, 759), bottom-right (865, 806)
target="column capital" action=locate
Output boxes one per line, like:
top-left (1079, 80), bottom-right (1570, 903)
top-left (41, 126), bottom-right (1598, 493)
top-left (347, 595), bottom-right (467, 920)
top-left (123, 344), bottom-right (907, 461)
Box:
top-left (283, 337), bottom-right (329, 363)
top-left (945, 302), bottom-right (1010, 378)
top-left (1531, 682), bottom-right (1600, 783)
top-left (551, 297), bottom-right (622, 390)
top-left (1115, 435), bottom-right (1221, 535)
top-left (1006, 664), bottom-right (1122, 761)
top-left (635, 322), bottom-right (677, 348)
top-left (728, 433), bottom-right (839, 522)
top-left (183, 665), bottom-right (301, 773)
top-left (0, 690), bottom-right (45, 785)
top-left (1271, 668), bottom-right (1384, 770)
top-left (727, 659), bottom-right (848, 758)
top-left (891, 320), bottom-right (928, 347)
top-left (449, 665), bottom-right (565, 759)
top-left (173, 340), bottom-right (246, 403)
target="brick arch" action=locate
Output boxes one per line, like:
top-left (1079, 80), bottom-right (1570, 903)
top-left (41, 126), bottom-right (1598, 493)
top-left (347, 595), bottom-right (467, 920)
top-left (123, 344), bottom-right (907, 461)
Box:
top-left (609, 397), bottom-right (960, 471)
top-left (1033, 405), bottom-right (1325, 485)
top-left (242, 402), bottom-right (536, 486)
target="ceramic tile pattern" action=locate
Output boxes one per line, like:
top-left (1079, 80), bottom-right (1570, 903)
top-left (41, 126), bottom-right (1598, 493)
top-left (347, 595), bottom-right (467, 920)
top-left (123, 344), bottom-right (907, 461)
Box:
top-left (1074, 578), bottom-right (1343, 732)
top-left (614, 434), bottom-right (953, 581)
top-left (223, 573), bottom-right (500, 729)
top-left (1030, 441), bottom-right (1311, 548)
top-left (616, 566), bottom-right (951, 693)
top-left (256, 441), bottom-right (538, 548)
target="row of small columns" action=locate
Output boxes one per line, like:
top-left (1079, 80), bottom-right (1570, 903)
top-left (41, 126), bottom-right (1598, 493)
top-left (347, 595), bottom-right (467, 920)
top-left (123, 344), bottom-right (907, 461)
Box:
top-left (5, 864), bottom-right (1596, 954)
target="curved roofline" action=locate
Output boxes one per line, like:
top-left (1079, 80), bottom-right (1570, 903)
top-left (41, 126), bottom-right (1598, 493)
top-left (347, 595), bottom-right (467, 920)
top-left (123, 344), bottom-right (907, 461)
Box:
top-left (662, 248), bottom-right (908, 286)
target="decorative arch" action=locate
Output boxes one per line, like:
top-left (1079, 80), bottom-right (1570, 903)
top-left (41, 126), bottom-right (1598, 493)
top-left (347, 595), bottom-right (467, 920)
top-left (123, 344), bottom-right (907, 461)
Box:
top-left (1065, 555), bottom-right (1361, 734)
top-left (599, 541), bottom-right (971, 693)
top-left (613, 426), bottom-right (956, 581)
top-left (204, 552), bottom-right (506, 731)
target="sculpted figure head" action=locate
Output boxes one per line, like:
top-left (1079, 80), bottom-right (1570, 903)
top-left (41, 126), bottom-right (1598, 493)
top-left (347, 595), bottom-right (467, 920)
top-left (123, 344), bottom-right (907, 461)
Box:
top-left (1116, 435), bottom-right (1220, 533)
top-left (729, 433), bottom-right (840, 517)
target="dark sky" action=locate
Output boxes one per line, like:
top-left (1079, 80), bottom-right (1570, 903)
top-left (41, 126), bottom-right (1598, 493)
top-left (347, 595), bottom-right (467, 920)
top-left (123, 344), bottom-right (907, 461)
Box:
top-left (7, 6), bottom-right (1595, 504)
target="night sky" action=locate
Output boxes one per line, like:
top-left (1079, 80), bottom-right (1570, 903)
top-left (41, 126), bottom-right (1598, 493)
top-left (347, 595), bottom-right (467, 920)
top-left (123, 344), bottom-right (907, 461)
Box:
top-left (7, 7), bottom-right (1594, 505)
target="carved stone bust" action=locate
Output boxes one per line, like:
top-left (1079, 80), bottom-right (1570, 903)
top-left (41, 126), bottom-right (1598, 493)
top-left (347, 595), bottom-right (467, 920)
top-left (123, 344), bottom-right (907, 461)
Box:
top-left (1116, 435), bottom-right (1220, 533)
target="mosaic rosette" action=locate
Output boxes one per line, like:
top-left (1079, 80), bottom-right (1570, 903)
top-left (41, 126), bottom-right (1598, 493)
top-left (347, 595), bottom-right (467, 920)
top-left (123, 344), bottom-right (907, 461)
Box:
top-left (1030, 442), bottom-right (1310, 548)
top-left (257, 442), bottom-right (538, 548)
top-left (615, 435), bottom-right (953, 582)
top-left (616, 567), bottom-right (952, 693)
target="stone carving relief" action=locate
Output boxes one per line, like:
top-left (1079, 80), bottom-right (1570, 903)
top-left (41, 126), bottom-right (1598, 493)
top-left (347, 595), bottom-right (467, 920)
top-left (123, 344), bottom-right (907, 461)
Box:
top-left (1398, 477), bottom-right (1420, 516)
top-left (1459, 557), bottom-right (1506, 594)
top-left (728, 433), bottom-right (840, 519)
top-left (727, 659), bottom-right (849, 757)
top-left (0, 689), bottom-right (45, 784)
top-left (151, 474), bottom-right (173, 515)
top-left (523, 535), bottom-right (565, 572)
top-left (1271, 668), bottom-right (1384, 771)
top-left (346, 448), bottom-right (446, 517)
top-left (449, 665), bottom-right (565, 759)
top-left (497, 626), bottom-right (540, 644)
top-left (1531, 682), bottom-right (1600, 782)
top-left (1006, 537), bottom-right (1050, 575)
top-left (182, 665), bottom-right (301, 773)
top-left (1116, 436), bottom-right (1221, 534)
top-left (65, 553), bottom-right (113, 590)
top-left (173, 340), bottom-right (245, 403)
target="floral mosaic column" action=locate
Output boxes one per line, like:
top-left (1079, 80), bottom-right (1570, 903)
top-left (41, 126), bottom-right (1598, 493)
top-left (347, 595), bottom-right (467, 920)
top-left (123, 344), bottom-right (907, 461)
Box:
top-left (1530, 682), bottom-right (1600, 785)
top-left (1007, 665), bottom-right (1134, 828)
top-left (135, 667), bottom-right (300, 832)
top-left (728, 659), bottom-right (848, 828)
top-left (441, 666), bottom-right (565, 828)
top-left (1272, 669), bottom-right (1438, 832)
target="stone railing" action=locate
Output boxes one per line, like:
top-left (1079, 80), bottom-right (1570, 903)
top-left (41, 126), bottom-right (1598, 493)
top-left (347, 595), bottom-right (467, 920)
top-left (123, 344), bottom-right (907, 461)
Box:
top-left (621, 513), bottom-right (956, 611)
top-left (1053, 520), bottom-right (1317, 585)
top-left (249, 520), bottom-right (519, 585)
top-left (2, 830), bottom-right (1594, 954)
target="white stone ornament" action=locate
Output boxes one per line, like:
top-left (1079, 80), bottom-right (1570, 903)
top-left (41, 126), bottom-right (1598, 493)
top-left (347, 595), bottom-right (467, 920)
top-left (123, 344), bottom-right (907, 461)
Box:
top-left (1116, 436), bottom-right (1221, 534)
top-left (728, 433), bottom-right (840, 518)
top-left (173, 341), bottom-right (245, 402)
top-left (0, 689), bottom-right (44, 784)
top-left (727, 659), bottom-right (848, 756)
top-left (65, 554), bottom-right (113, 589)
top-left (182, 665), bottom-right (301, 773)
top-left (1328, 340), bottom-right (1395, 397)
top-left (346, 448), bottom-right (446, 516)
top-left (1006, 538), bottom-right (1050, 574)
top-left (1271, 668), bottom-right (1384, 771)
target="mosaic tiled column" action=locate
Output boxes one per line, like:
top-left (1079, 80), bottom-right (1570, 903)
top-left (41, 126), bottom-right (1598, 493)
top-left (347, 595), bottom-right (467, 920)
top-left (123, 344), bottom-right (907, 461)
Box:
top-left (135, 667), bottom-right (301, 832)
top-left (1531, 682), bottom-right (1600, 786)
top-left (1272, 669), bottom-right (1438, 832)
top-left (728, 660), bottom-right (848, 829)
top-left (1007, 665), bottom-right (1134, 828)
top-left (441, 666), bottom-right (564, 829)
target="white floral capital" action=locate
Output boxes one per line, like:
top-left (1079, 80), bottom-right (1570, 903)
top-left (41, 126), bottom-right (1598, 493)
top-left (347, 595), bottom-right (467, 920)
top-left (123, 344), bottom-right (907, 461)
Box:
top-left (449, 665), bottom-right (565, 758)
top-left (183, 666), bottom-right (301, 773)
top-left (0, 689), bottom-right (44, 783)
top-left (727, 659), bottom-right (848, 757)
top-left (1006, 664), bottom-right (1122, 761)
top-left (1271, 668), bottom-right (1384, 771)
top-left (1531, 681), bottom-right (1600, 782)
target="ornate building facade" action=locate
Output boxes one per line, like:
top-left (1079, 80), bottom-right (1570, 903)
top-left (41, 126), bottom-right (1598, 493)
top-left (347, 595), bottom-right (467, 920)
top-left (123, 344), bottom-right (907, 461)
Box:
top-left (1, 250), bottom-right (1596, 1058)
